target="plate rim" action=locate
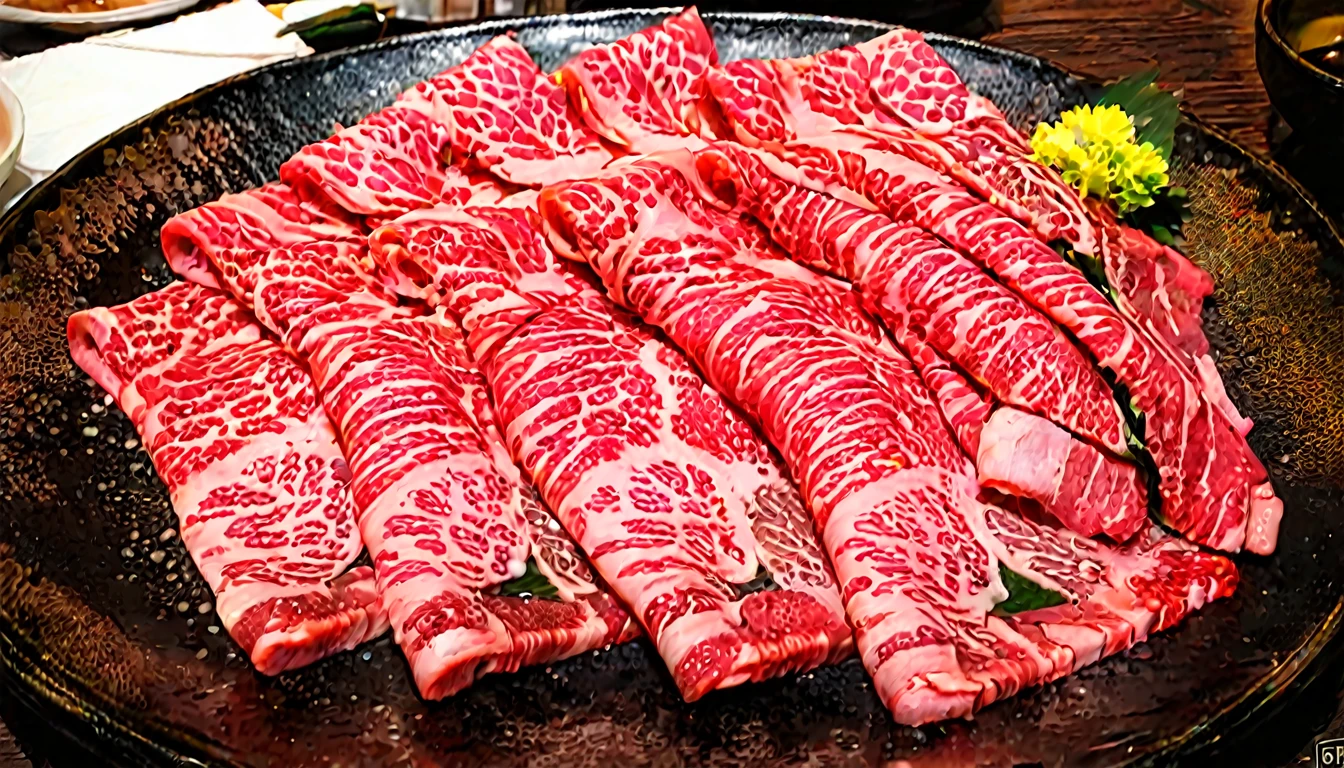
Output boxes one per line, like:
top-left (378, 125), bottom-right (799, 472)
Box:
top-left (0, 10), bottom-right (1340, 766)
top-left (0, 0), bottom-right (201, 27)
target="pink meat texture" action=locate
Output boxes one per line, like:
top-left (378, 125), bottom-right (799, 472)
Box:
top-left (400, 35), bottom-right (616, 187)
top-left (545, 8), bottom-right (1275, 554)
top-left (727, 129), bottom-right (1280, 554)
top-left (701, 143), bottom-right (1148, 542)
top-left (366, 36), bottom-right (852, 700)
top-left (707, 32), bottom-right (1259, 444)
top-left (279, 105), bottom-right (506, 217)
top-left (68, 281), bottom-right (387, 675)
top-left (161, 182), bottom-right (635, 698)
top-left (533, 9), bottom-right (1265, 550)
top-left (369, 201), bottom-right (852, 701)
top-left (68, 7), bottom-right (1284, 725)
top-left (537, 151), bottom-right (1237, 724)
top-left (555, 7), bottom-right (722, 153)
top-left (702, 30), bottom-right (1220, 367)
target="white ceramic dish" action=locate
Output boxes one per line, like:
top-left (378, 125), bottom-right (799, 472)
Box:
top-left (0, 79), bottom-right (23, 192)
top-left (0, 0), bottom-right (198, 29)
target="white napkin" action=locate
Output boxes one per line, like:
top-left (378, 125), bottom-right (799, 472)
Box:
top-left (0, 0), bottom-right (312, 206)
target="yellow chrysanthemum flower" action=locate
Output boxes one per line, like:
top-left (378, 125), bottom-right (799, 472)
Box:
top-left (1029, 104), bottom-right (1169, 214)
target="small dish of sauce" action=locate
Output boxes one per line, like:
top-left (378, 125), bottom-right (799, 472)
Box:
top-left (1290, 13), bottom-right (1344, 75)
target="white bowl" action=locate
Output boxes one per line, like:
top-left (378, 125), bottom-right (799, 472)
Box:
top-left (0, 79), bottom-right (23, 191)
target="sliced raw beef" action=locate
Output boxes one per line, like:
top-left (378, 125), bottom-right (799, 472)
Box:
top-left (399, 35), bottom-right (614, 187)
top-left (162, 192), bottom-right (633, 699)
top-left (554, 7), bottom-right (720, 152)
top-left (537, 152), bottom-right (1237, 724)
top-left (537, 21), bottom-right (1178, 544)
top-left (726, 129), bottom-right (1281, 555)
top-left (859, 31), bottom-right (1217, 358)
top-left (68, 281), bottom-right (386, 675)
top-left (279, 105), bottom-right (506, 217)
top-left (368, 202), bottom-right (852, 702)
top-left (159, 182), bottom-right (363, 249)
top-left (160, 182), bottom-right (367, 304)
top-left (700, 144), bottom-right (1148, 541)
top-left (974, 408), bottom-right (1148, 540)
top-left (703, 30), bottom-right (1218, 365)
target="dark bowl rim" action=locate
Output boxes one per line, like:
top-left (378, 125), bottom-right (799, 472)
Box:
top-left (1, 9), bottom-right (1343, 766)
top-left (1257, 0), bottom-right (1344, 89)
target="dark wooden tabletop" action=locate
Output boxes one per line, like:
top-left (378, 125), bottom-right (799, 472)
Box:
top-left (988, 0), bottom-right (1273, 154)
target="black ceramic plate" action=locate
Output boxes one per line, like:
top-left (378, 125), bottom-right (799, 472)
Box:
top-left (1, 10), bottom-right (1342, 767)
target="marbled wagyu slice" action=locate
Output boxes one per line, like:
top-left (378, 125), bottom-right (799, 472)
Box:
top-left (538, 151), bottom-right (1237, 724)
top-left (369, 201), bottom-right (852, 702)
top-left (69, 281), bottom-right (387, 675)
top-left (702, 143), bottom-right (1147, 542)
top-left (162, 183), bottom-right (634, 698)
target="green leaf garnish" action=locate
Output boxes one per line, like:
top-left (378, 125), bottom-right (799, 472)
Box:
top-left (1121, 185), bottom-right (1193, 246)
top-left (1096, 68), bottom-right (1181, 161)
top-left (993, 565), bottom-right (1068, 615)
top-left (1057, 242), bottom-right (1117, 302)
top-left (495, 558), bottom-right (561, 601)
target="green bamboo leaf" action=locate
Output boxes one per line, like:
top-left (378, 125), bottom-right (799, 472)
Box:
top-left (496, 558), bottom-right (561, 601)
top-left (278, 3), bottom-right (378, 36)
top-left (1096, 67), bottom-right (1180, 160)
top-left (993, 565), bottom-right (1068, 616)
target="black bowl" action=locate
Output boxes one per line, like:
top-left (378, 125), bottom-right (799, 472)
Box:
top-left (1257, 0), bottom-right (1344, 138)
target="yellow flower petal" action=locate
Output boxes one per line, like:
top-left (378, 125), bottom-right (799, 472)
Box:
top-left (1029, 104), bottom-right (1169, 214)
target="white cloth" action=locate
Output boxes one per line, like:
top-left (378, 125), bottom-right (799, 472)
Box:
top-left (0, 0), bottom-right (311, 206)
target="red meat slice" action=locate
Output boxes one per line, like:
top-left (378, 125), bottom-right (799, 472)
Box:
top-left (728, 129), bottom-right (1281, 555)
top-left (537, 18), bottom-right (1159, 544)
top-left (162, 189), bottom-right (634, 698)
top-left (368, 202), bottom-right (852, 702)
top-left (160, 182), bottom-right (364, 295)
top-left (398, 35), bottom-right (614, 187)
top-left (862, 31), bottom-right (1217, 356)
top-left (279, 106), bottom-right (506, 217)
top-left (704, 29), bottom-right (1220, 367)
top-left (537, 151), bottom-right (1237, 724)
top-left (700, 144), bottom-right (1147, 541)
top-left (553, 7), bottom-right (721, 152)
top-left (67, 281), bottom-right (386, 675)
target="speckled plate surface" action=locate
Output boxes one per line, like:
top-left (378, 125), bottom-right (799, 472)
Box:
top-left (0, 10), bottom-right (1341, 767)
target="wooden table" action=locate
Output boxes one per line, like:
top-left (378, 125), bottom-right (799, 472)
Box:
top-left (987, 0), bottom-right (1344, 224)
top-left (988, 0), bottom-right (1271, 154)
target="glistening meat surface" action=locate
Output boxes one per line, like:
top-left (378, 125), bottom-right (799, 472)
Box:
top-left (68, 281), bottom-right (386, 675)
top-left (700, 144), bottom-right (1148, 541)
top-left (162, 185), bottom-right (634, 699)
top-left (703, 28), bottom-right (1220, 367)
top-left (369, 202), bottom-right (851, 701)
top-left (373, 30), bottom-right (851, 699)
top-left (279, 105), bottom-right (506, 217)
top-left (554, 7), bottom-right (720, 153)
top-left (538, 151), bottom-right (1237, 724)
top-left (730, 129), bottom-right (1281, 555)
top-left (538, 14), bottom-right (1156, 544)
top-left (399, 35), bottom-right (614, 188)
